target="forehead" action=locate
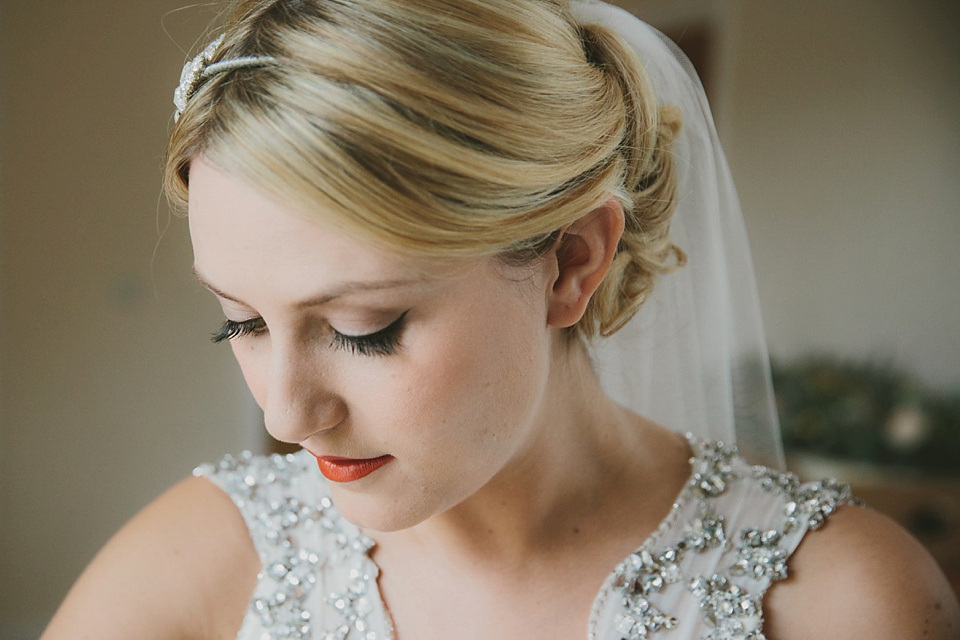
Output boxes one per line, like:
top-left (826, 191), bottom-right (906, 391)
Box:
top-left (187, 158), bottom-right (448, 298)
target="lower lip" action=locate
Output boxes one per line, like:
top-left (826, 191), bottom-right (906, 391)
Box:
top-left (314, 454), bottom-right (394, 483)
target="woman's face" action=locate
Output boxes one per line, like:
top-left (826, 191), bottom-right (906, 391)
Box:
top-left (188, 159), bottom-right (557, 531)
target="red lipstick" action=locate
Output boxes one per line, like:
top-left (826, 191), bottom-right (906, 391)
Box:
top-left (314, 454), bottom-right (394, 483)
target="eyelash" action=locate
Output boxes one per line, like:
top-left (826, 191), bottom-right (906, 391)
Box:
top-left (211, 317), bottom-right (267, 343)
top-left (211, 311), bottom-right (409, 357)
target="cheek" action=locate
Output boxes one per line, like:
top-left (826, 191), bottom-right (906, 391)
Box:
top-left (357, 290), bottom-right (548, 469)
top-left (231, 341), bottom-right (269, 409)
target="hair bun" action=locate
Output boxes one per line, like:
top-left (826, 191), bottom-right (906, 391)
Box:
top-left (574, 22), bottom-right (686, 339)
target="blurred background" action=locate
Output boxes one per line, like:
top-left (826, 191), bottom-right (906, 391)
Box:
top-left (1, 0), bottom-right (957, 637)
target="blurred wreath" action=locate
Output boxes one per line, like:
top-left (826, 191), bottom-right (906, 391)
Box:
top-left (772, 356), bottom-right (960, 476)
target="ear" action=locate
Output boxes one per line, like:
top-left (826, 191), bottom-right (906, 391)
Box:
top-left (546, 197), bottom-right (625, 329)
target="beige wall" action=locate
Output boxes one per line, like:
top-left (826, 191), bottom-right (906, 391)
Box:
top-left (1, 0), bottom-right (957, 637)
top-left (0, 2), bottom-right (258, 637)
top-left (726, 0), bottom-right (960, 391)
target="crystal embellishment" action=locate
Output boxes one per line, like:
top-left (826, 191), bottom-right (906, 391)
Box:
top-left (589, 436), bottom-right (855, 640)
top-left (690, 440), bottom-right (739, 497)
top-left (200, 437), bottom-right (855, 640)
top-left (614, 595), bottom-right (680, 639)
top-left (172, 34), bottom-right (276, 122)
top-left (324, 565), bottom-right (381, 640)
top-left (623, 548), bottom-right (684, 595)
top-left (173, 35), bottom-right (225, 121)
top-left (729, 528), bottom-right (788, 582)
top-left (195, 451), bottom-right (387, 640)
top-left (752, 467), bottom-right (856, 533)
top-left (689, 575), bottom-right (765, 640)
top-left (682, 514), bottom-right (726, 552)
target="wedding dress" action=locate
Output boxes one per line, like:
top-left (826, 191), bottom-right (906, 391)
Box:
top-left (195, 437), bottom-right (853, 640)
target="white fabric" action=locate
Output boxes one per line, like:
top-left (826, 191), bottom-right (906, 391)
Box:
top-left (197, 441), bottom-right (852, 640)
top-left (574, 1), bottom-right (785, 469)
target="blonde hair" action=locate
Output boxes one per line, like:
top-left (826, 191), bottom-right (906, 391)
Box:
top-left (165, 0), bottom-right (685, 340)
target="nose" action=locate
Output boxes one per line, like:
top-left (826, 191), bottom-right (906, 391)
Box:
top-left (261, 337), bottom-right (347, 445)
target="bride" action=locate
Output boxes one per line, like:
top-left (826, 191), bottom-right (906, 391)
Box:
top-left (43, 0), bottom-right (959, 638)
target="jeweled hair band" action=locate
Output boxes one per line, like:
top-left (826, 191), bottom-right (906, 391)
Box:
top-left (173, 34), bottom-right (276, 122)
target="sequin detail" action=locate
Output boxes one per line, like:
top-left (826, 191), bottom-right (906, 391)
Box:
top-left (173, 35), bottom-right (224, 121)
top-left (590, 435), bottom-right (855, 640)
top-left (198, 438), bottom-right (855, 640)
top-left (172, 35), bottom-right (275, 122)
top-left (751, 467), bottom-right (858, 534)
top-left (728, 529), bottom-right (787, 582)
top-left (322, 565), bottom-right (382, 640)
top-left (689, 575), bottom-right (764, 640)
top-left (194, 451), bottom-right (389, 640)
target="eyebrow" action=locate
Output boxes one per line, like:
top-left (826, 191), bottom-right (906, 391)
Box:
top-left (192, 265), bottom-right (427, 308)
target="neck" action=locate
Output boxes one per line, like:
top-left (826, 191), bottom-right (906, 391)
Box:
top-left (367, 343), bottom-right (685, 576)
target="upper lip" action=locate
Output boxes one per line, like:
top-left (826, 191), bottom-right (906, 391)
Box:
top-left (303, 447), bottom-right (389, 462)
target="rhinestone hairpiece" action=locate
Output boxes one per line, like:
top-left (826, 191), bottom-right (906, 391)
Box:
top-left (173, 34), bottom-right (276, 122)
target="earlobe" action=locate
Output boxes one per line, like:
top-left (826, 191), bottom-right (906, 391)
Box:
top-left (546, 197), bottom-right (625, 329)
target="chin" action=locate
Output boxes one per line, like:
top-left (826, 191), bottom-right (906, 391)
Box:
top-left (327, 483), bottom-right (438, 533)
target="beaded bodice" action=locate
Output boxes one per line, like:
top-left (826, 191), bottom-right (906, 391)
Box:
top-left (194, 437), bottom-right (855, 640)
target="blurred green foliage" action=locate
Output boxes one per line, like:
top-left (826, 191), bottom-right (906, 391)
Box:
top-left (772, 356), bottom-right (960, 475)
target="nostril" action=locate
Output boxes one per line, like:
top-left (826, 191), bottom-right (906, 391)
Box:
top-left (265, 432), bottom-right (301, 455)
top-left (263, 393), bottom-right (347, 446)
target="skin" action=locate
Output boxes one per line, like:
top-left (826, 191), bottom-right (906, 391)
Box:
top-left (42, 159), bottom-right (960, 640)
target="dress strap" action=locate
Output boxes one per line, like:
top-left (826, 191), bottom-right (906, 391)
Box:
top-left (194, 451), bottom-right (392, 640)
top-left (589, 437), bottom-right (858, 639)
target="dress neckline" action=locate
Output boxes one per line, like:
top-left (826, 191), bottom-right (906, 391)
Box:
top-left (354, 434), bottom-right (703, 640)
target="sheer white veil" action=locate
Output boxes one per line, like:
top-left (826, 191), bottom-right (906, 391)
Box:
top-left (572, 0), bottom-right (785, 469)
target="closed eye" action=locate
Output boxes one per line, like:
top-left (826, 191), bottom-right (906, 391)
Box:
top-left (212, 311), bottom-right (409, 355)
top-left (212, 317), bottom-right (267, 343)
top-left (331, 311), bottom-right (408, 357)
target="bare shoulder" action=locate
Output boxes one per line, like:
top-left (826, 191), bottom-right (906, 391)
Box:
top-left (42, 475), bottom-right (259, 640)
top-left (764, 503), bottom-right (960, 640)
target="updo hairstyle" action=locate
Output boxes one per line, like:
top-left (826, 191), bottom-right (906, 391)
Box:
top-left (165, 0), bottom-right (686, 340)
